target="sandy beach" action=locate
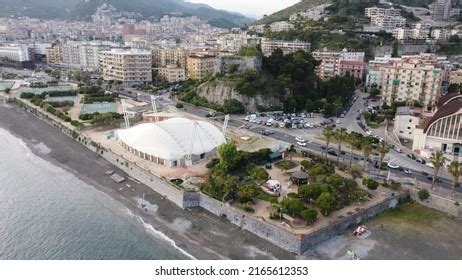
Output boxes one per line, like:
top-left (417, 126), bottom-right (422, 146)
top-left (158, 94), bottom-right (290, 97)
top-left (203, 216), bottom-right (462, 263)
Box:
top-left (0, 102), bottom-right (295, 260)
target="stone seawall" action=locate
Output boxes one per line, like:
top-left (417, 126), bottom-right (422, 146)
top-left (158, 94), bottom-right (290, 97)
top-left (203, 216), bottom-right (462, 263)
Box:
top-left (411, 189), bottom-right (462, 218)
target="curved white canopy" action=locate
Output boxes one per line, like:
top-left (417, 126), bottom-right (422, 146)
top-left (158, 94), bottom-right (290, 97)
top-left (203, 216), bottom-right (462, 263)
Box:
top-left (117, 117), bottom-right (225, 160)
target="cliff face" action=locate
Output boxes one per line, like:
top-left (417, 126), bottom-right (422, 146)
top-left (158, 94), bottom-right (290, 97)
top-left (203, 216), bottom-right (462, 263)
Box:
top-left (197, 81), bottom-right (283, 112)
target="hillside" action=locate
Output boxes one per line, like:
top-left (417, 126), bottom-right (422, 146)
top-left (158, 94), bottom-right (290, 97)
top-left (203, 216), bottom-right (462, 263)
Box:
top-left (0, 0), bottom-right (252, 29)
top-left (254, 0), bottom-right (331, 25)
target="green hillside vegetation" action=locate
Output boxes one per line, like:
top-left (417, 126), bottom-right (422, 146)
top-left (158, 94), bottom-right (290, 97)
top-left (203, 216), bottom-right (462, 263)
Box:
top-left (255, 0), bottom-right (331, 25)
top-left (178, 46), bottom-right (356, 115)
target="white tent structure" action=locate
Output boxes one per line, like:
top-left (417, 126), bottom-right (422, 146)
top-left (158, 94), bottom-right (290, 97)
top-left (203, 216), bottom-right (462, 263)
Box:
top-left (117, 117), bottom-right (226, 167)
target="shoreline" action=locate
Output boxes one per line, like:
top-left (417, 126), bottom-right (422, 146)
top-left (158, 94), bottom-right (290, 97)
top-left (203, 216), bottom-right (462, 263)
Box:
top-left (0, 102), bottom-right (295, 260)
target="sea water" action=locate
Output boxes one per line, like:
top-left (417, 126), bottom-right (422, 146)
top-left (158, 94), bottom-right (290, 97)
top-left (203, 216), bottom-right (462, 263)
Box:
top-left (0, 128), bottom-right (189, 260)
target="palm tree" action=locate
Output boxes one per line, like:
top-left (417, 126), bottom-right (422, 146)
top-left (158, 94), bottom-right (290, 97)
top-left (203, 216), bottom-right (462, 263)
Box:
top-left (378, 141), bottom-right (390, 174)
top-left (429, 151), bottom-right (447, 191)
top-left (361, 142), bottom-right (373, 172)
top-left (335, 128), bottom-right (348, 164)
top-left (322, 127), bottom-right (335, 162)
top-left (447, 161), bottom-right (461, 195)
top-left (348, 133), bottom-right (360, 167)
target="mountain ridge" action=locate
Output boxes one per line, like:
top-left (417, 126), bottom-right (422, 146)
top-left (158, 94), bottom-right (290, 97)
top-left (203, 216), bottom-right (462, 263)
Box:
top-left (0, 0), bottom-right (252, 29)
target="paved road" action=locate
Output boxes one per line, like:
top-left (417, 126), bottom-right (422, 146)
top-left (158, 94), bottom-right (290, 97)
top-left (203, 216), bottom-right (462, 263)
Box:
top-left (85, 83), bottom-right (460, 193)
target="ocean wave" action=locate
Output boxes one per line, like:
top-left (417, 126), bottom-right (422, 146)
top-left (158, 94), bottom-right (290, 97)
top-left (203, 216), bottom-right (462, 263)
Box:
top-left (125, 209), bottom-right (196, 260)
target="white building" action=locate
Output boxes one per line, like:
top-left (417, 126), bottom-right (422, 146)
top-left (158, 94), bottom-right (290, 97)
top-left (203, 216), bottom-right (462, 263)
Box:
top-left (260, 38), bottom-right (310, 56)
top-left (394, 106), bottom-right (422, 141)
top-left (370, 15), bottom-right (406, 30)
top-left (365, 6), bottom-right (401, 18)
top-left (62, 41), bottom-right (121, 71)
top-left (269, 21), bottom-right (294, 32)
top-left (0, 44), bottom-right (30, 62)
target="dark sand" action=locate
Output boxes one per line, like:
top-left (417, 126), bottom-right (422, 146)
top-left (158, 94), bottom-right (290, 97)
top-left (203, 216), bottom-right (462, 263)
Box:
top-left (0, 103), bottom-right (295, 260)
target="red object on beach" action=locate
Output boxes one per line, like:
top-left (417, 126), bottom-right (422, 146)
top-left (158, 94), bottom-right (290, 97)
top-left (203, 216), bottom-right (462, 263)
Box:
top-left (354, 225), bottom-right (368, 236)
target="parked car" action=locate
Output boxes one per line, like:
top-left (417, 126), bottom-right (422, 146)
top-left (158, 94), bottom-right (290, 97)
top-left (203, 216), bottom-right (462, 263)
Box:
top-left (416, 158), bottom-right (426, 164)
top-left (297, 141), bottom-right (307, 147)
top-left (407, 153), bottom-right (416, 160)
top-left (327, 148), bottom-right (338, 156)
top-left (387, 162), bottom-right (400, 169)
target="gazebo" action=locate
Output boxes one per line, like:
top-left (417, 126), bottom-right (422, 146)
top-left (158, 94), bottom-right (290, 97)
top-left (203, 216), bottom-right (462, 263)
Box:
top-left (290, 171), bottom-right (309, 185)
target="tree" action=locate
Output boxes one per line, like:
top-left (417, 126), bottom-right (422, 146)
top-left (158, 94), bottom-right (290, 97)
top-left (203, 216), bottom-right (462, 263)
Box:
top-left (429, 151), bottom-right (447, 191)
top-left (279, 161), bottom-right (291, 173)
top-left (238, 184), bottom-right (257, 203)
top-left (50, 69), bottom-right (61, 81)
top-left (448, 161), bottom-right (461, 195)
top-left (361, 142), bottom-right (373, 172)
top-left (250, 166), bottom-right (269, 181)
top-left (281, 198), bottom-right (307, 218)
top-left (335, 128), bottom-right (348, 164)
top-left (348, 133), bottom-right (361, 167)
top-left (322, 127), bottom-right (335, 162)
top-left (300, 208), bottom-right (318, 225)
top-left (418, 189), bottom-right (430, 201)
top-left (316, 192), bottom-right (337, 216)
top-left (217, 143), bottom-right (240, 173)
top-left (298, 183), bottom-right (330, 201)
top-left (377, 141), bottom-right (390, 175)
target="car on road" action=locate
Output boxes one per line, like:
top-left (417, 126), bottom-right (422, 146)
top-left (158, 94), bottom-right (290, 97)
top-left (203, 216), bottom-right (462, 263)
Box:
top-left (387, 162), bottom-right (400, 169)
top-left (297, 141), bottom-right (307, 147)
top-left (404, 169), bottom-right (412, 174)
top-left (327, 148), bottom-right (338, 156)
top-left (295, 137), bottom-right (305, 142)
top-left (421, 171), bottom-right (429, 176)
top-left (321, 145), bottom-right (327, 150)
top-left (416, 158), bottom-right (426, 164)
top-left (392, 145), bottom-right (403, 153)
top-left (426, 175), bottom-right (440, 182)
top-left (407, 153), bottom-right (416, 160)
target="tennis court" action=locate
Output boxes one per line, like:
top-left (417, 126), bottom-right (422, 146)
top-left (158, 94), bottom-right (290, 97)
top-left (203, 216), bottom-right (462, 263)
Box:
top-left (18, 85), bottom-right (74, 95)
top-left (47, 96), bottom-right (77, 102)
top-left (80, 102), bottom-right (118, 115)
top-left (0, 81), bottom-right (14, 91)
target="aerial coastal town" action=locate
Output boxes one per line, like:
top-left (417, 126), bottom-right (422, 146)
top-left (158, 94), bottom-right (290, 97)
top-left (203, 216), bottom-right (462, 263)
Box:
top-left (1, 0), bottom-right (462, 260)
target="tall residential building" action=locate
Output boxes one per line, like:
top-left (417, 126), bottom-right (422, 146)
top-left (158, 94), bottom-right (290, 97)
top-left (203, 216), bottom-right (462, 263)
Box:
top-left (379, 54), bottom-right (443, 112)
top-left (432, 0), bottom-right (452, 21)
top-left (158, 64), bottom-right (187, 83)
top-left (365, 6), bottom-right (401, 18)
top-left (260, 38), bottom-right (310, 56)
top-left (0, 44), bottom-right (33, 68)
top-left (370, 15), bottom-right (406, 30)
top-left (61, 41), bottom-right (121, 71)
top-left (46, 44), bottom-right (63, 65)
top-left (312, 48), bottom-right (365, 79)
top-left (186, 53), bottom-right (217, 80)
top-left (100, 48), bottom-right (152, 86)
top-left (269, 21), bottom-right (294, 32)
top-left (151, 47), bottom-right (187, 68)
top-left (449, 69), bottom-right (462, 85)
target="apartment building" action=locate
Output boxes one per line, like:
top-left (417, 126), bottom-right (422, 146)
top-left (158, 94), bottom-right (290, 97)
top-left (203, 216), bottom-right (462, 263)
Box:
top-left (432, 0), bottom-right (451, 21)
top-left (269, 21), bottom-right (294, 32)
top-left (449, 69), bottom-right (462, 85)
top-left (379, 55), bottom-right (443, 112)
top-left (260, 38), bottom-right (310, 56)
top-left (46, 44), bottom-right (63, 65)
top-left (151, 47), bottom-right (187, 68)
top-left (312, 48), bottom-right (365, 79)
top-left (0, 43), bottom-right (33, 68)
top-left (186, 53), bottom-right (217, 80)
top-left (158, 64), bottom-right (187, 83)
top-left (365, 6), bottom-right (401, 18)
top-left (100, 48), bottom-right (152, 86)
top-left (370, 15), bottom-right (406, 30)
top-left (61, 41), bottom-right (121, 71)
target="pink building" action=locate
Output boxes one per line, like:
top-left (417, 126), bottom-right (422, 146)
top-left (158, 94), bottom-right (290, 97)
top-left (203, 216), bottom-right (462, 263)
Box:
top-left (339, 60), bottom-right (365, 79)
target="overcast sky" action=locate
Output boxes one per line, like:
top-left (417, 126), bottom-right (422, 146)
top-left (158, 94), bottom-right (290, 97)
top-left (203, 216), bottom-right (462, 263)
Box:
top-left (187, 0), bottom-right (300, 18)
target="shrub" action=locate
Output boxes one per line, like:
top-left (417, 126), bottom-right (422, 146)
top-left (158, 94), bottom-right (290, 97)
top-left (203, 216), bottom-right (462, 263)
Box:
top-left (20, 92), bottom-right (35, 99)
top-left (299, 183), bottom-right (330, 201)
top-left (316, 192), bottom-right (337, 216)
top-left (238, 184), bottom-right (258, 203)
top-left (418, 189), bottom-right (430, 201)
top-left (300, 208), bottom-right (318, 225)
top-left (71, 120), bottom-right (83, 127)
top-left (175, 103), bottom-right (184, 108)
top-left (281, 198), bottom-right (307, 218)
top-left (269, 197), bottom-right (279, 204)
top-left (250, 166), bottom-right (269, 181)
top-left (63, 116), bottom-right (72, 122)
top-left (206, 158), bottom-right (219, 169)
top-left (364, 179), bottom-right (379, 190)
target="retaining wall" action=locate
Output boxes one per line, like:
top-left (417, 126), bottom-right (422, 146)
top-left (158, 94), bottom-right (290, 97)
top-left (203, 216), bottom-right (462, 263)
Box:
top-left (411, 189), bottom-right (462, 218)
top-left (14, 99), bottom-right (411, 255)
